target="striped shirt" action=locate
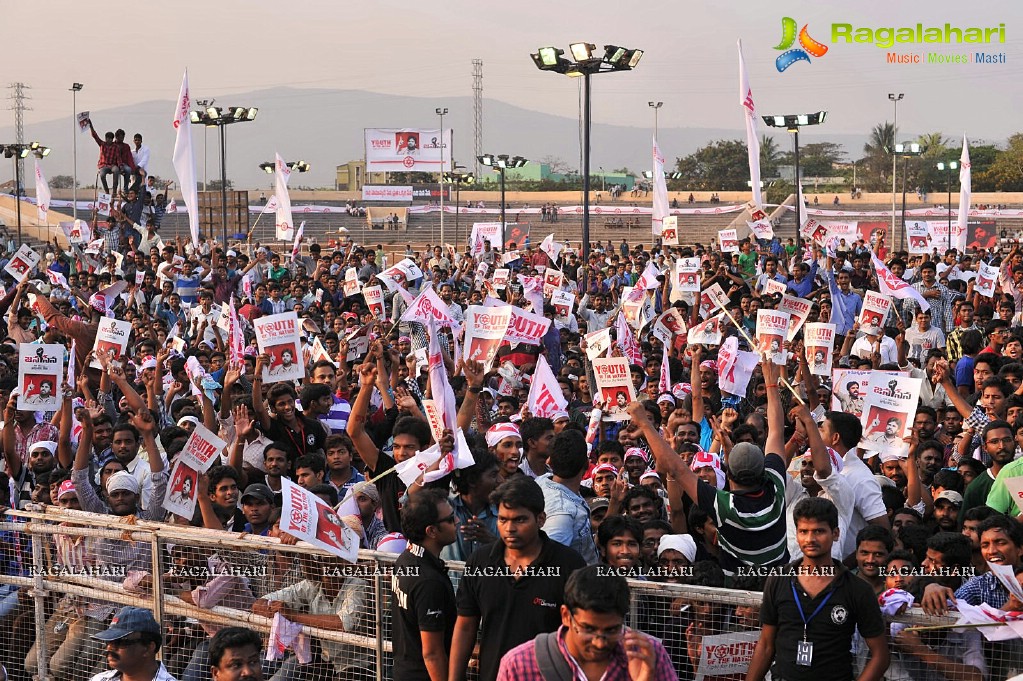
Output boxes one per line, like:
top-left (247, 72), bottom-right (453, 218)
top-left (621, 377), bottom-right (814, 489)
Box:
top-left (321, 395), bottom-right (351, 435)
top-left (696, 453), bottom-right (789, 575)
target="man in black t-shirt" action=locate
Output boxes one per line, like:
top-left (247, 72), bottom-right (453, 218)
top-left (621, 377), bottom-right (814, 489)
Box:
top-left (747, 497), bottom-right (889, 681)
top-left (449, 476), bottom-right (587, 681)
top-left (391, 489), bottom-right (458, 681)
top-left (251, 378), bottom-right (327, 473)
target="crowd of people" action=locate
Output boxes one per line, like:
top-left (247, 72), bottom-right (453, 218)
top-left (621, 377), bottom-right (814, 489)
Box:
top-left (4, 213), bottom-right (1023, 681)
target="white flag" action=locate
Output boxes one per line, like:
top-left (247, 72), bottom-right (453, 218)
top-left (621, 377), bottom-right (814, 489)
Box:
top-left (652, 135), bottom-right (669, 235)
top-left (427, 320), bottom-right (457, 431)
top-left (871, 251), bottom-right (930, 313)
top-left (658, 342), bottom-right (671, 396)
top-left (527, 355), bottom-right (569, 419)
top-left (291, 221), bottom-right (305, 262)
top-left (737, 40), bottom-right (765, 213)
top-left (955, 134), bottom-right (971, 253)
top-left (539, 233), bottom-right (563, 263)
top-left (34, 160), bottom-right (51, 223)
top-left (171, 70), bottom-right (200, 248)
top-left (274, 152), bottom-right (294, 241)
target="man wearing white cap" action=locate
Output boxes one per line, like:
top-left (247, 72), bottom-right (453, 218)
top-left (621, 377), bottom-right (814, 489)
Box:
top-left (486, 422), bottom-right (523, 483)
top-left (1, 433), bottom-right (57, 510)
top-left (1, 389), bottom-right (59, 473)
top-left (655, 534), bottom-right (697, 584)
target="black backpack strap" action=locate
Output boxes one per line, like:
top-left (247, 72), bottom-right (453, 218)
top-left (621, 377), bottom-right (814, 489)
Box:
top-left (533, 632), bottom-right (575, 681)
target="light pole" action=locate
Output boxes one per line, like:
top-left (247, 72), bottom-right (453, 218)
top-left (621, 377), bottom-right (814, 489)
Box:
top-left (478, 154), bottom-right (527, 240)
top-left (190, 105), bottom-right (257, 247)
top-left (444, 166), bottom-right (474, 245)
top-left (763, 112), bottom-right (827, 256)
top-left (895, 142), bottom-right (921, 251)
top-left (3, 143), bottom-right (51, 245)
top-left (436, 107), bottom-right (448, 244)
top-left (532, 42), bottom-right (642, 276)
top-left (195, 98), bottom-right (214, 190)
top-left (937, 160), bottom-right (958, 252)
top-left (648, 101), bottom-right (663, 138)
top-left (70, 83), bottom-right (83, 220)
top-left (889, 93), bottom-right (904, 237)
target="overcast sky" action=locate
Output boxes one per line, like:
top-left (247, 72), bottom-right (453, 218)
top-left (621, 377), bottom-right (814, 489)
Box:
top-left (4, 0), bottom-right (1021, 179)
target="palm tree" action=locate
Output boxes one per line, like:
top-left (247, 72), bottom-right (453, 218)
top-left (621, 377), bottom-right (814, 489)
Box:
top-left (760, 134), bottom-right (781, 177)
top-left (861, 122), bottom-right (895, 191)
top-left (863, 122), bottom-right (895, 156)
top-left (916, 132), bottom-right (949, 156)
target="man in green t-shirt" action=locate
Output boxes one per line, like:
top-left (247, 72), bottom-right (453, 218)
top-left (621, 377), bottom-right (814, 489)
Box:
top-left (737, 240), bottom-right (758, 279)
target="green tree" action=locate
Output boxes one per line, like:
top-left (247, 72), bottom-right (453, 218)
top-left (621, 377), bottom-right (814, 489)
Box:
top-left (674, 139), bottom-right (751, 190)
top-left (976, 135), bottom-right (1023, 191)
top-left (860, 122), bottom-right (895, 191)
top-left (49, 174), bottom-right (77, 189)
top-left (800, 142), bottom-right (846, 177)
top-left (760, 135), bottom-right (782, 178)
top-left (387, 172), bottom-right (435, 184)
top-left (206, 179), bottom-right (234, 191)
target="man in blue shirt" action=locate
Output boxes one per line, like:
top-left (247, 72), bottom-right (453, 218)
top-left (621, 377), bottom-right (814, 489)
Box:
top-left (174, 260), bottom-right (202, 306)
top-left (831, 269), bottom-right (862, 335)
top-left (786, 260), bottom-right (818, 298)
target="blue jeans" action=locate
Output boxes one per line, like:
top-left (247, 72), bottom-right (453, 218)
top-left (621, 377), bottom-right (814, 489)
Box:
top-left (182, 639), bottom-right (211, 681)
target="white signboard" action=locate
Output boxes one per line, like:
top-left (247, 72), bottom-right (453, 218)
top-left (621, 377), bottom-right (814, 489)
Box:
top-left (17, 343), bottom-right (64, 411)
top-left (364, 128), bottom-right (452, 173)
top-left (254, 312), bottom-right (305, 383)
top-left (361, 185), bottom-right (413, 202)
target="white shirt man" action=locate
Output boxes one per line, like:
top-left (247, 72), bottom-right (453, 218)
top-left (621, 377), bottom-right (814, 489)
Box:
top-left (851, 332), bottom-right (899, 366)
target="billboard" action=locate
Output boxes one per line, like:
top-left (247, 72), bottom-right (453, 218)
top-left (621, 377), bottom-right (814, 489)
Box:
top-left (364, 128), bottom-right (452, 173)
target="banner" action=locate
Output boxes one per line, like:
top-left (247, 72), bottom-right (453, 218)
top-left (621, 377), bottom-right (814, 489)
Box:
top-left (464, 305), bottom-right (512, 370)
top-left (164, 459), bottom-right (200, 520)
top-left (60, 219), bottom-right (91, 245)
top-left (178, 423), bottom-right (228, 473)
top-left (718, 229), bottom-right (739, 253)
top-left (90, 318), bottom-right (132, 370)
top-left (584, 328), bottom-right (612, 361)
top-left (957, 134), bottom-right (971, 253)
top-left (718, 336), bottom-right (759, 396)
top-left (660, 215), bottom-right (679, 246)
top-left (171, 70), bottom-right (200, 247)
top-left (363, 285), bottom-right (385, 320)
top-left (361, 185), bottom-right (413, 202)
top-left (831, 369), bottom-right (907, 419)
top-left (527, 355), bottom-right (569, 419)
top-left (804, 323), bottom-right (836, 377)
top-left (975, 262), bottom-right (998, 298)
top-left (857, 373), bottom-right (923, 458)
top-left (756, 310), bottom-right (790, 365)
top-left (778, 295), bottom-right (812, 340)
top-left (504, 223), bottom-right (529, 251)
top-left (592, 357), bottom-right (637, 422)
top-left (967, 220), bottom-right (998, 251)
top-left (687, 314), bottom-right (723, 346)
top-left (274, 152), bottom-right (294, 241)
top-left (551, 289), bottom-right (575, 318)
top-left (17, 343), bottom-right (64, 411)
top-left (255, 312), bottom-right (304, 383)
top-left (470, 222), bottom-right (503, 256)
top-left (34, 161), bottom-right (51, 223)
top-left (652, 135), bottom-right (670, 235)
top-left (859, 290), bottom-right (892, 334)
top-left (279, 478), bottom-right (360, 563)
top-left (5, 244), bottom-right (40, 282)
top-left (486, 298), bottom-right (550, 346)
top-left (364, 128), bottom-right (451, 172)
top-left (906, 220), bottom-right (932, 254)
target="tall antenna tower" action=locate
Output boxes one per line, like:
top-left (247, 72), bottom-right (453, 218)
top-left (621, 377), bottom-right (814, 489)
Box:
top-left (472, 59), bottom-right (483, 179)
top-left (7, 83), bottom-right (32, 191)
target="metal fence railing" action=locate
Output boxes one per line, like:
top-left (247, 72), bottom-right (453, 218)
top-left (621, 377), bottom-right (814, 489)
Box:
top-left (1, 507), bottom-right (1017, 681)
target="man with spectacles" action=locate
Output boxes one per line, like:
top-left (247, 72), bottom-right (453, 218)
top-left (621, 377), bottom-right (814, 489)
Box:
top-left (391, 489), bottom-right (458, 681)
top-left (496, 565), bottom-right (676, 679)
top-left (89, 606), bottom-right (177, 681)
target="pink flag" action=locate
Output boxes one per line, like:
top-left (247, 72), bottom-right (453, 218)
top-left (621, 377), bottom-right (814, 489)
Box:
top-left (171, 70), bottom-right (200, 247)
top-left (428, 320), bottom-right (457, 430)
top-left (871, 251), bottom-right (929, 313)
top-left (615, 312), bottom-right (643, 365)
top-left (658, 343), bottom-right (671, 396)
top-left (526, 355), bottom-right (569, 419)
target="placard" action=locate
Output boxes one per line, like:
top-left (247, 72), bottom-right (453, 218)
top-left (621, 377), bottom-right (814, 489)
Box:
top-left (778, 295), bottom-right (812, 341)
top-left (584, 328), bottom-right (612, 361)
top-left (676, 260), bottom-right (701, 293)
top-left (90, 318), bottom-right (133, 370)
top-left (463, 304), bottom-right (512, 371)
top-left (492, 268), bottom-right (510, 290)
top-left (699, 283), bottom-right (729, 320)
top-left (718, 229), bottom-right (739, 253)
top-left (163, 459), bottom-right (200, 520)
top-left (687, 314), bottom-right (723, 346)
top-left (178, 423), bottom-right (229, 473)
top-left (543, 269), bottom-right (564, 299)
top-left (762, 278), bottom-right (786, 296)
top-left (974, 262), bottom-right (998, 298)
top-left (756, 310), bottom-right (790, 365)
top-left (592, 357), bottom-right (637, 422)
top-left (254, 312), bottom-right (304, 383)
top-left (5, 245), bottom-right (41, 283)
top-left (859, 291), bottom-right (891, 335)
top-left (17, 343), bottom-right (64, 411)
top-left (857, 373), bottom-right (923, 457)
top-left (96, 192), bottom-right (112, 217)
top-left (551, 289), bottom-right (575, 317)
top-left (279, 478), bottom-right (360, 563)
top-left (694, 631), bottom-right (759, 681)
top-left (661, 215), bottom-right (679, 245)
top-left (906, 220), bottom-right (931, 255)
top-left (803, 323), bottom-right (836, 377)
top-left (343, 268), bottom-right (361, 297)
top-left (485, 299), bottom-right (550, 346)
top-left (652, 308), bottom-right (688, 346)
top-left (363, 285), bottom-right (385, 320)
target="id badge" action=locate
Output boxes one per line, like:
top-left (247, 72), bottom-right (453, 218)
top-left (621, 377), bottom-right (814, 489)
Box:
top-left (796, 640), bottom-right (814, 666)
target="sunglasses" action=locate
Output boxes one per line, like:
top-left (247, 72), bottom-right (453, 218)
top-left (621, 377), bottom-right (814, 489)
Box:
top-left (109, 635), bottom-right (147, 648)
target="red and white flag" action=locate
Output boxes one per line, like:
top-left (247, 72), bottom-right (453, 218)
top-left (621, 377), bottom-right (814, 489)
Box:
top-left (658, 342), bottom-right (671, 395)
top-left (34, 160), bottom-right (51, 223)
top-left (871, 251), bottom-right (929, 312)
top-left (539, 233), bottom-right (563, 263)
top-left (401, 287), bottom-right (461, 331)
top-left (45, 268), bottom-right (68, 290)
top-left (652, 135), bottom-right (669, 235)
top-left (738, 40), bottom-right (764, 213)
top-left (227, 294), bottom-right (245, 366)
top-left (527, 355), bottom-right (569, 419)
top-left (615, 312), bottom-right (643, 365)
top-left (274, 152), bottom-right (294, 241)
top-left (171, 70), bottom-right (200, 247)
top-left (955, 134), bottom-right (971, 253)
top-left (291, 221), bottom-right (305, 262)
top-left (427, 319), bottom-right (457, 431)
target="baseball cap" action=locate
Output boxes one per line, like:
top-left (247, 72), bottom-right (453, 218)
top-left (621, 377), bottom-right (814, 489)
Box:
top-left (56, 480), bottom-right (76, 500)
top-left (934, 490), bottom-right (964, 506)
top-left (591, 463), bottom-right (618, 477)
top-left (728, 442), bottom-right (765, 485)
top-left (92, 606), bottom-right (161, 641)
top-left (588, 497), bottom-right (610, 513)
top-left (240, 483), bottom-right (274, 504)
top-left (625, 447), bottom-right (647, 461)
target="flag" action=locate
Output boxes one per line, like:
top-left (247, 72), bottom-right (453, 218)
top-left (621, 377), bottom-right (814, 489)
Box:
top-left (539, 233), bottom-right (563, 263)
top-left (67, 339), bottom-right (77, 387)
top-left (34, 160), bottom-right (51, 223)
top-left (45, 269), bottom-right (68, 290)
top-left (737, 40), bottom-right (765, 214)
top-left (227, 295), bottom-right (245, 366)
top-left (658, 342), bottom-right (671, 396)
top-left (652, 135), bottom-right (669, 235)
top-left (718, 335), bottom-right (760, 396)
top-left (955, 134), bottom-right (971, 253)
top-left (427, 320), bottom-right (457, 431)
top-left (401, 287), bottom-right (460, 331)
top-left (615, 312), bottom-right (643, 365)
top-left (89, 280), bottom-right (127, 316)
top-left (518, 274), bottom-right (544, 314)
top-left (527, 355), bottom-right (569, 419)
top-left (871, 251), bottom-right (930, 313)
top-left (171, 70), bottom-right (200, 247)
top-left (274, 152), bottom-right (294, 241)
top-left (291, 221), bottom-right (305, 262)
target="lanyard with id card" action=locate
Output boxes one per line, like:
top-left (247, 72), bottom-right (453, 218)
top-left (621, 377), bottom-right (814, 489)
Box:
top-left (790, 580), bottom-right (834, 667)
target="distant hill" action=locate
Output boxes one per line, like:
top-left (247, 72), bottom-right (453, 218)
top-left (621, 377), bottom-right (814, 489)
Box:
top-left (0, 87), bottom-right (879, 190)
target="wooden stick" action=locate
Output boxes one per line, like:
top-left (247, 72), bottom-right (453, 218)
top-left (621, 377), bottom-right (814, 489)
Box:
top-left (904, 621), bottom-right (1010, 633)
top-left (780, 375), bottom-right (807, 406)
top-left (713, 299), bottom-right (757, 349)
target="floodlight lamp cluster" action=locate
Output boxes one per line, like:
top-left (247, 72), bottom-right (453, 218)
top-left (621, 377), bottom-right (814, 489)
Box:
top-left (762, 112), bottom-right (827, 132)
top-left (190, 106), bottom-right (258, 126)
top-left (2, 143), bottom-right (50, 159)
top-left (531, 43), bottom-right (643, 76)
top-left (260, 160), bottom-right (310, 174)
top-left (478, 154), bottom-right (527, 170)
top-left (894, 142), bottom-right (921, 155)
